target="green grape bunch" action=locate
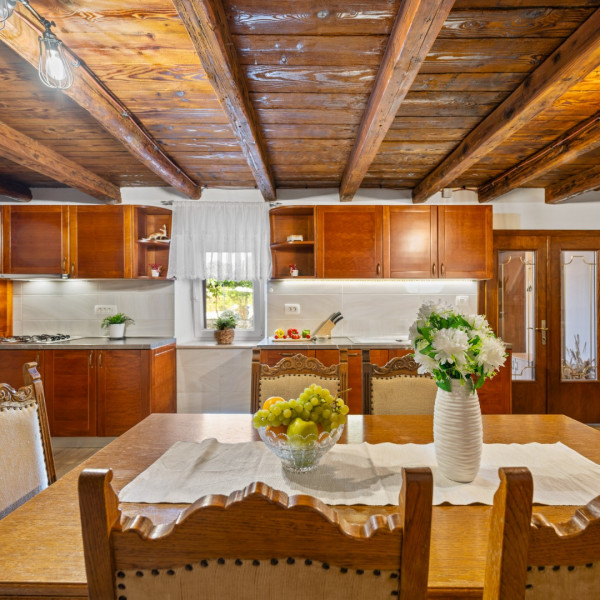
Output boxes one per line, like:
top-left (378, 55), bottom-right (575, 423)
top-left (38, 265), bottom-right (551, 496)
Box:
top-left (252, 384), bottom-right (350, 432)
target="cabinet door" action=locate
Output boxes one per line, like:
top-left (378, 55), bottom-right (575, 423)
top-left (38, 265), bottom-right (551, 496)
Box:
top-left (260, 349), bottom-right (315, 366)
top-left (2, 206), bottom-right (69, 274)
top-left (437, 206), bottom-right (493, 279)
top-left (150, 344), bottom-right (177, 413)
top-left (70, 206), bottom-right (132, 278)
top-left (0, 350), bottom-right (44, 389)
top-left (385, 206), bottom-right (437, 278)
top-left (317, 206), bottom-right (383, 278)
top-left (96, 349), bottom-right (149, 436)
top-left (45, 349), bottom-right (96, 436)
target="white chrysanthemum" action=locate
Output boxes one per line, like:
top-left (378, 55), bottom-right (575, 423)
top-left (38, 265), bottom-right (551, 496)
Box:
top-left (432, 328), bottom-right (469, 366)
top-left (417, 300), bottom-right (454, 320)
top-left (478, 336), bottom-right (506, 372)
top-left (408, 319), bottom-right (424, 343)
top-left (413, 351), bottom-right (439, 374)
top-left (465, 313), bottom-right (488, 331)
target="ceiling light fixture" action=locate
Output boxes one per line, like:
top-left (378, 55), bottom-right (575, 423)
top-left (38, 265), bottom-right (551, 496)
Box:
top-left (0, 0), bottom-right (74, 89)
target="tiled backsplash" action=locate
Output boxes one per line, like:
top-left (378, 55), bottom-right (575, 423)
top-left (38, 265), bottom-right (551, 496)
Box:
top-left (12, 279), bottom-right (174, 337)
top-left (267, 280), bottom-right (479, 337)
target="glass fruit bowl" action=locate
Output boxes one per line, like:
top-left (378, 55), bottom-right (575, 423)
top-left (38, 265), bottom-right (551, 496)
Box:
top-left (258, 425), bottom-right (344, 473)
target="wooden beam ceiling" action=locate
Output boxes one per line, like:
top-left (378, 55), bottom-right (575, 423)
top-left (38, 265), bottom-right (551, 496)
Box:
top-left (545, 164), bottom-right (600, 204)
top-left (339, 0), bottom-right (454, 203)
top-left (0, 121), bottom-right (121, 203)
top-left (0, 8), bottom-right (202, 199)
top-left (173, 0), bottom-right (276, 201)
top-left (412, 7), bottom-right (600, 204)
top-left (478, 112), bottom-right (600, 203)
top-left (0, 178), bottom-right (32, 202)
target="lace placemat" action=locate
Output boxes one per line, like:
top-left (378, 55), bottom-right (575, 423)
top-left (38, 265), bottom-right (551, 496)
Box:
top-left (119, 440), bottom-right (600, 506)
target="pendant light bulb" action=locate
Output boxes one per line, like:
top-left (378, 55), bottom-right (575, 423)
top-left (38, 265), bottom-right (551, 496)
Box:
top-left (38, 25), bottom-right (73, 89)
top-left (0, 0), bottom-right (16, 29)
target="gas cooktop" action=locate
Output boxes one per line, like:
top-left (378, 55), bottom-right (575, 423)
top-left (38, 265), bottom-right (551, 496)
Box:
top-left (0, 334), bottom-right (84, 344)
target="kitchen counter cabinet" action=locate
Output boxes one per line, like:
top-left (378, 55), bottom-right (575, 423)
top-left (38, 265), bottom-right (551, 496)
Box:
top-left (0, 348), bottom-right (45, 389)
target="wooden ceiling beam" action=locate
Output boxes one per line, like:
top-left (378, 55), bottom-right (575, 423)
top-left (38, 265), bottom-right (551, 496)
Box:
top-left (545, 165), bottom-right (600, 204)
top-left (0, 8), bottom-right (201, 199)
top-left (339, 0), bottom-right (454, 203)
top-left (0, 121), bottom-right (121, 203)
top-left (172, 0), bottom-right (276, 201)
top-left (478, 111), bottom-right (600, 203)
top-left (412, 8), bottom-right (600, 204)
top-left (0, 178), bottom-right (32, 202)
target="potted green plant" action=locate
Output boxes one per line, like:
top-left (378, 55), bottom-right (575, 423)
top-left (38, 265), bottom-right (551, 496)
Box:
top-left (101, 313), bottom-right (134, 339)
top-left (214, 310), bottom-right (237, 345)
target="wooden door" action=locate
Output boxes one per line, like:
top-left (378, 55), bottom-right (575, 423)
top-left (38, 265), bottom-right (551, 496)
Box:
top-left (45, 349), bottom-right (96, 436)
top-left (70, 206), bottom-right (132, 278)
top-left (547, 235), bottom-right (600, 422)
top-left (2, 206), bottom-right (69, 274)
top-left (438, 205), bottom-right (493, 279)
top-left (316, 206), bottom-right (383, 278)
top-left (486, 233), bottom-right (548, 414)
top-left (150, 344), bottom-right (177, 414)
top-left (0, 349), bottom-right (44, 389)
top-left (96, 349), bottom-right (149, 436)
top-left (385, 206), bottom-right (437, 278)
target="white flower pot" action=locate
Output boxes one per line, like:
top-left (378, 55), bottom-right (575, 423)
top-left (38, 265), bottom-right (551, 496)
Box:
top-left (108, 323), bottom-right (126, 339)
top-left (290, 269), bottom-right (299, 277)
top-left (151, 269), bottom-right (161, 278)
top-left (433, 379), bottom-right (482, 483)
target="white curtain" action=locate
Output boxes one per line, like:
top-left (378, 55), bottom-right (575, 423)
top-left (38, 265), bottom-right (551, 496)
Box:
top-left (167, 201), bottom-right (272, 281)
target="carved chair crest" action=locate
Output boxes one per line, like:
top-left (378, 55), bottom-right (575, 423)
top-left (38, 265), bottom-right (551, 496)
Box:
top-left (259, 354), bottom-right (339, 378)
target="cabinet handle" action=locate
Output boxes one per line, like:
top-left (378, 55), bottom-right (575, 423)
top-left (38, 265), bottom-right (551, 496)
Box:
top-left (98, 351), bottom-right (102, 367)
top-left (376, 263), bottom-right (381, 275)
top-left (89, 351), bottom-right (94, 368)
top-left (280, 352), bottom-right (295, 356)
top-left (432, 262), bottom-right (437, 276)
top-left (35, 352), bottom-right (40, 365)
top-left (441, 263), bottom-right (445, 277)
top-left (71, 263), bottom-right (75, 275)
top-left (62, 257), bottom-right (66, 273)
top-left (348, 352), bottom-right (361, 357)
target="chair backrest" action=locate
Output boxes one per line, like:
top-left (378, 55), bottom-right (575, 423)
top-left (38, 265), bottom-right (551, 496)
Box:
top-left (483, 467), bottom-right (600, 600)
top-left (362, 351), bottom-right (437, 415)
top-left (251, 349), bottom-right (348, 412)
top-left (79, 466), bottom-right (433, 600)
top-left (0, 362), bottom-right (55, 519)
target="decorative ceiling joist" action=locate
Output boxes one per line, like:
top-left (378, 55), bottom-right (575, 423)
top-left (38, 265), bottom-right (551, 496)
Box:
top-left (172, 0), bottom-right (276, 201)
top-left (0, 121), bottom-right (120, 203)
top-left (411, 7), bottom-right (600, 204)
top-left (478, 111), bottom-right (600, 203)
top-left (0, 7), bottom-right (202, 199)
top-left (339, 0), bottom-right (454, 203)
top-left (545, 164), bottom-right (600, 204)
top-left (0, 178), bottom-right (32, 202)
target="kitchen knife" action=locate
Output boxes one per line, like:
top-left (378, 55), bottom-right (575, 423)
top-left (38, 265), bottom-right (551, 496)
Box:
top-left (332, 314), bottom-right (344, 324)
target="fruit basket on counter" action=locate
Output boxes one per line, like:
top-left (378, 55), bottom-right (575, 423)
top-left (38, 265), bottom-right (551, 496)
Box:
top-left (253, 384), bottom-right (349, 472)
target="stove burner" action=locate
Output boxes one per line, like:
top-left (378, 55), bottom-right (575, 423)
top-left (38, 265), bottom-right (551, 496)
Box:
top-left (0, 333), bottom-right (75, 344)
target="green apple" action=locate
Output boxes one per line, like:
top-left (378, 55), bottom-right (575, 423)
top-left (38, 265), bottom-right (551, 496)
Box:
top-left (286, 418), bottom-right (318, 446)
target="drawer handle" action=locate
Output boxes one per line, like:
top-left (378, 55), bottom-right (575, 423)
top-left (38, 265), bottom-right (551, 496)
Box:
top-left (441, 263), bottom-right (445, 277)
top-left (376, 263), bottom-right (381, 275)
top-left (62, 257), bottom-right (67, 273)
top-left (280, 352), bottom-right (295, 356)
top-left (348, 352), bottom-right (361, 357)
top-left (432, 262), bottom-right (437, 276)
top-left (89, 351), bottom-right (94, 368)
top-left (71, 263), bottom-right (75, 275)
top-left (98, 351), bottom-right (102, 367)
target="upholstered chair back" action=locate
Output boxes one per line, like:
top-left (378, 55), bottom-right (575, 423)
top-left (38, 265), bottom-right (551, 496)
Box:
top-left (0, 362), bottom-right (55, 519)
top-left (483, 467), bottom-right (600, 600)
top-left (79, 467), bottom-right (433, 600)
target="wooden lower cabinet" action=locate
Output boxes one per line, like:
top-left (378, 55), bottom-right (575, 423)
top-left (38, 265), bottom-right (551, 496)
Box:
top-left (0, 349), bottom-right (45, 389)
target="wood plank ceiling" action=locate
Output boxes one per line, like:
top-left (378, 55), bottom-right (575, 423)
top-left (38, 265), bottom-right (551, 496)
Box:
top-left (0, 0), bottom-right (599, 204)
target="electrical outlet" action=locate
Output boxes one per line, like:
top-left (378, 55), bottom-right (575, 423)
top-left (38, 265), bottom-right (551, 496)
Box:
top-left (455, 295), bottom-right (469, 306)
top-left (94, 304), bottom-right (117, 316)
top-left (284, 303), bottom-right (301, 315)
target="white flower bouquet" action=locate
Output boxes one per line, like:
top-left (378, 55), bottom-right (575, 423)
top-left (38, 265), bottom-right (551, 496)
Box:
top-left (409, 301), bottom-right (507, 392)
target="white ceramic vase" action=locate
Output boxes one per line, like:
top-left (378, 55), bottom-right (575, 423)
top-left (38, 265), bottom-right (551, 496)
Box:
top-left (108, 323), bottom-right (126, 339)
top-left (433, 379), bottom-right (482, 483)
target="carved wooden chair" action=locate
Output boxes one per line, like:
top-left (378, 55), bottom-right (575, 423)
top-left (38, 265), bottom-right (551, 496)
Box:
top-left (79, 466), bottom-right (433, 600)
top-left (251, 349), bottom-right (348, 412)
top-left (483, 467), bottom-right (600, 600)
top-left (362, 351), bottom-right (437, 415)
top-left (0, 362), bottom-right (55, 519)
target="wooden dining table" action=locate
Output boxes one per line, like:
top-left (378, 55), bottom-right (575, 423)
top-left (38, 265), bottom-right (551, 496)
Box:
top-left (1, 413), bottom-right (599, 599)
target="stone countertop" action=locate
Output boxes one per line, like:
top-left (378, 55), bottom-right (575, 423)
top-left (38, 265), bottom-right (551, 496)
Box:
top-left (0, 337), bottom-right (176, 350)
top-left (256, 336), bottom-right (413, 350)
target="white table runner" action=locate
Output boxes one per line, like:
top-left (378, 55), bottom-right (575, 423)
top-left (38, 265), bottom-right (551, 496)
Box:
top-left (119, 440), bottom-right (600, 506)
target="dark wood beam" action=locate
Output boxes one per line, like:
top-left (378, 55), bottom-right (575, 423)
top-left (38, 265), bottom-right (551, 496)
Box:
top-left (412, 7), bottom-right (600, 204)
top-left (0, 178), bottom-right (32, 202)
top-left (339, 0), bottom-right (454, 203)
top-left (0, 8), bottom-right (201, 200)
top-left (172, 0), bottom-right (276, 201)
top-left (545, 164), bottom-right (600, 204)
top-left (479, 112), bottom-right (600, 203)
top-left (0, 121), bottom-right (121, 203)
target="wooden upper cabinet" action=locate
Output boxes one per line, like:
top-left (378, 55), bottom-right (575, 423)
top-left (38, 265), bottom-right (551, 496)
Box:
top-left (316, 206), bottom-right (383, 278)
top-left (385, 206), bottom-right (437, 278)
top-left (2, 206), bottom-right (69, 274)
top-left (437, 205), bottom-right (493, 279)
top-left (69, 206), bottom-right (132, 278)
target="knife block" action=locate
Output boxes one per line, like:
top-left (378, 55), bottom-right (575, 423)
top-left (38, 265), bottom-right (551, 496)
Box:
top-left (313, 319), bottom-right (336, 339)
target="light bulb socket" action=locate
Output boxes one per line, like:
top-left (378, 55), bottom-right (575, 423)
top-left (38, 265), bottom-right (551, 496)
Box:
top-left (38, 24), bottom-right (73, 89)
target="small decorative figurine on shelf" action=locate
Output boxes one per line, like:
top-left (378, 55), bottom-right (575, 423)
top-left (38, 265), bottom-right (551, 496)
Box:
top-left (141, 225), bottom-right (169, 242)
top-left (150, 263), bottom-right (163, 278)
top-left (289, 263), bottom-right (299, 277)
